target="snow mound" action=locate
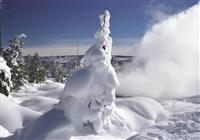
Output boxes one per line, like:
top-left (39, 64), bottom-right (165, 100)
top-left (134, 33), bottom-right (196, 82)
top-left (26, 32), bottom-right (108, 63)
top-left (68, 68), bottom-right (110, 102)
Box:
top-left (0, 94), bottom-right (42, 134)
top-left (5, 109), bottom-right (71, 140)
top-left (102, 97), bottom-right (169, 138)
top-left (128, 96), bottom-right (200, 140)
top-left (117, 97), bottom-right (169, 122)
top-left (4, 96), bottom-right (169, 140)
top-left (20, 96), bottom-right (59, 113)
top-left (11, 80), bottom-right (64, 108)
top-left (0, 126), bottom-right (12, 138)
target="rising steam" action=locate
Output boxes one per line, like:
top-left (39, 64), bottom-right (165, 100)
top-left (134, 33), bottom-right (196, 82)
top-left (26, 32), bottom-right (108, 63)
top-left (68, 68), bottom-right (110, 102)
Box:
top-left (117, 4), bottom-right (199, 99)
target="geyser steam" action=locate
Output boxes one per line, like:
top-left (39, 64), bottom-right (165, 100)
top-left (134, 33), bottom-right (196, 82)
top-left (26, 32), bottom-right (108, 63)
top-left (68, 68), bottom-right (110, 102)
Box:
top-left (117, 4), bottom-right (199, 98)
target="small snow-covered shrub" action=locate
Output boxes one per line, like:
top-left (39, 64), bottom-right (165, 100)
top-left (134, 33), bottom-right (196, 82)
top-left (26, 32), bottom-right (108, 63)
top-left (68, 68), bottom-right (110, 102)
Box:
top-left (25, 52), bottom-right (47, 83)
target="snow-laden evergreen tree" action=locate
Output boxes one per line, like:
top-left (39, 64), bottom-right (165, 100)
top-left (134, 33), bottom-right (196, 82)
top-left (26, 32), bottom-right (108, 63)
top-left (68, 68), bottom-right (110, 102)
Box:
top-left (60, 10), bottom-right (119, 133)
top-left (3, 33), bottom-right (27, 90)
top-left (0, 56), bottom-right (12, 96)
top-left (50, 61), bottom-right (65, 83)
top-left (54, 63), bottom-right (65, 83)
top-left (26, 52), bottom-right (46, 83)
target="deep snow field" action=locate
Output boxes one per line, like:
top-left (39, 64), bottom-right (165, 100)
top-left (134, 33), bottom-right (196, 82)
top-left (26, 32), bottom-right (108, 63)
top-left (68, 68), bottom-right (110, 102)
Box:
top-left (1, 79), bottom-right (199, 140)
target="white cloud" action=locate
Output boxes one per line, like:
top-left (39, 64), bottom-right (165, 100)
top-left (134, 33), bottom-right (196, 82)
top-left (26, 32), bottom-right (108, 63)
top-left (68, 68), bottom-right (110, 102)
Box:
top-left (117, 3), bottom-right (199, 98)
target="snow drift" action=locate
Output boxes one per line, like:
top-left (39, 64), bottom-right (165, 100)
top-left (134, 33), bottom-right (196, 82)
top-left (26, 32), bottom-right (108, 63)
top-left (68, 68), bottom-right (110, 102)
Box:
top-left (0, 94), bottom-right (42, 134)
top-left (118, 3), bottom-right (199, 98)
top-left (4, 96), bottom-right (169, 140)
top-left (11, 80), bottom-right (63, 113)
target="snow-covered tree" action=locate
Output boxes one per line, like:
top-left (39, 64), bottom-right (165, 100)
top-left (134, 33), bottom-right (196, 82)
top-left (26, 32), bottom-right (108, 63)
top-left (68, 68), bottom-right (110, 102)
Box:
top-left (0, 56), bottom-right (12, 96)
top-left (49, 61), bottom-right (65, 83)
top-left (54, 64), bottom-right (65, 83)
top-left (26, 52), bottom-right (46, 83)
top-left (60, 10), bottom-right (119, 133)
top-left (3, 33), bottom-right (27, 90)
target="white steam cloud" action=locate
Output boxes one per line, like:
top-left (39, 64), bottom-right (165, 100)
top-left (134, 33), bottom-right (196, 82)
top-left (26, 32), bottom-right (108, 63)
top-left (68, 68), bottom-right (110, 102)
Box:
top-left (117, 4), bottom-right (199, 99)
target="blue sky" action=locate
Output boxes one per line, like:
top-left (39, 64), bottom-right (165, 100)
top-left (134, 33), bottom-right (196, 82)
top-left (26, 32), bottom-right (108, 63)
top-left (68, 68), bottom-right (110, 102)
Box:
top-left (1, 0), bottom-right (199, 48)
